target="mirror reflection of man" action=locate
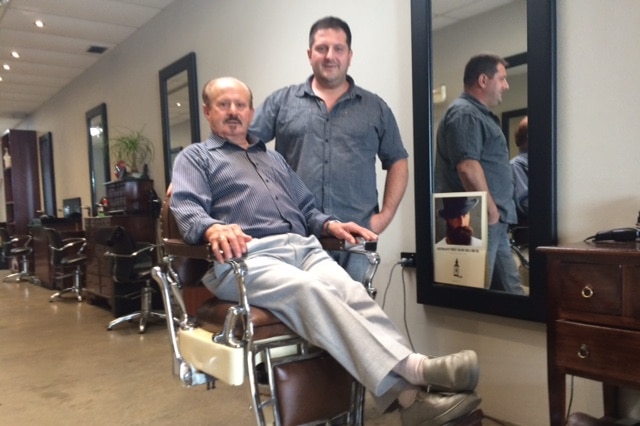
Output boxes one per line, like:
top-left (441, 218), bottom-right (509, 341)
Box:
top-left (437, 197), bottom-right (482, 246)
top-left (434, 53), bottom-right (524, 295)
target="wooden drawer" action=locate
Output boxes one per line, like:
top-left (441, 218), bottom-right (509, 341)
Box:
top-left (554, 320), bottom-right (640, 386)
top-left (558, 262), bottom-right (622, 316)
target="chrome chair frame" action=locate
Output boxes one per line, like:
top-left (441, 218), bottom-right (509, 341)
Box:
top-left (152, 234), bottom-right (380, 426)
top-left (1, 231), bottom-right (37, 283)
top-left (47, 230), bottom-right (87, 302)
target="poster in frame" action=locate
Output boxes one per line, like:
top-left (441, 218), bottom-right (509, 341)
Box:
top-left (433, 191), bottom-right (488, 289)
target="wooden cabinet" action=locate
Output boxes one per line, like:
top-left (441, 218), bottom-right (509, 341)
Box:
top-left (540, 242), bottom-right (640, 425)
top-left (2, 129), bottom-right (41, 235)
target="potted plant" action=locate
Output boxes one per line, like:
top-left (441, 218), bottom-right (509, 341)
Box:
top-left (110, 127), bottom-right (154, 178)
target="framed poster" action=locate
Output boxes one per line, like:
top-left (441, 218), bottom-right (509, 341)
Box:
top-left (433, 192), bottom-right (487, 289)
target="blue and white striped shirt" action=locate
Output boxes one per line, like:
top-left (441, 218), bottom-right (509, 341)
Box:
top-left (170, 133), bottom-right (334, 244)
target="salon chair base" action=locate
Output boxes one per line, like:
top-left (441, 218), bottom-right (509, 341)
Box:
top-left (107, 282), bottom-right (167, 333)
top-left (49, 268), bottom-right (84, 302)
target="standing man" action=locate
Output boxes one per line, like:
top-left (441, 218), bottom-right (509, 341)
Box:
top-left (250, 16), bottom-right (409, 280)
top-left (435, 54), bottom-right (523, 295)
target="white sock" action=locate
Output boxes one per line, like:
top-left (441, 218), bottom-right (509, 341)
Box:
top-left (392, 353), bottom-right (428, 385)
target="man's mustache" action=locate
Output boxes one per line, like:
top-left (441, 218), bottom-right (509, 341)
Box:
top-left (225, 115), bottom-right (242, 125)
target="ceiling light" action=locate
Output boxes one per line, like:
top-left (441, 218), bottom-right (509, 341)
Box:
top-left (0, 76), bottom-right (3, 82)
top-left (2, 64), bottom-right (9, 71)
top-left (34, 19), bottom-right (44, 28)
top-left (11, 51), bottom-right (19, 59)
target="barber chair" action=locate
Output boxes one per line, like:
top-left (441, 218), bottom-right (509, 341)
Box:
top-left (151, 198), bottom-right (380, 426)
top-left (94, 226), bottom-right (166, 333)
top-left (1, 227), bottom-right (37, 283)
top-left (47, 228), bottom-right (88, 302)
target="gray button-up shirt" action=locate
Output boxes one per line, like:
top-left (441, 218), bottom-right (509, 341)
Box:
top-left (250, 76), bottom-right (408, 228)
top-left (435, 93), bottom-right (517, 224)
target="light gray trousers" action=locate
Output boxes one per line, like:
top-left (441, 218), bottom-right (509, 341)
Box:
top-left (202, 233), bottom-right (412, 409)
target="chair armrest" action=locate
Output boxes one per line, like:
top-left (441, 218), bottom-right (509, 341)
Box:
top-left (9, 234), bottom-right (32, 247)
top-left (50, 238), bottom-right (86, 254)
top-left (103, 243), bottom-right (160, 259)
top-left (319, 236), bottom-right (377, 252)
top-left (162, 238), bottom-right (214, 261)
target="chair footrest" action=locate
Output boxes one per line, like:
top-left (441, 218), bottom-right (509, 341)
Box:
top-left (178, 327), bottom-right (245, 386)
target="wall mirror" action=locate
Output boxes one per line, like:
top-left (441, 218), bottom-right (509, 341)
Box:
top-left (411, 0), bottom-right (556, 322)
top-left (86, 103), bottom-right (109, 217)
top-left (159, 52), bottom-right (200, 188)
top-left (38, 132), bottom-right (57, 217)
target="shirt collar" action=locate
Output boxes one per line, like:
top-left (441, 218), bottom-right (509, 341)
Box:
top-left (298, 75), bottom-right (360, 100)
top-left (206, 132), bottom-right (266, 151)
top-left (461, 92), bottom-right (492, 114)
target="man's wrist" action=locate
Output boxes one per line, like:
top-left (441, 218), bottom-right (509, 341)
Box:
top-left (324, 219), bottom-right (340, 234)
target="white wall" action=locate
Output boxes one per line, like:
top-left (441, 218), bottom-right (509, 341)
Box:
top-left (16, 0), bottom-right (640, 424)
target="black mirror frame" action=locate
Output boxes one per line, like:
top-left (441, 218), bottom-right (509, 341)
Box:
top-left (86, 103), bottom-right (109, 218)
top-left (159, 51), bottom-right (200, 188)
top-left (411, 0), bottom-right (557, 322)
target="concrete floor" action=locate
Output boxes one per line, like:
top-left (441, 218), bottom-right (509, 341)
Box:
top-left (0, 271), bottom-right (510, 426)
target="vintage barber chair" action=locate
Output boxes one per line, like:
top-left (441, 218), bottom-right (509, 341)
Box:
top-left (151, 198), bottom-right (380, 426)
top-left (94, 225), bottom-right (166, 333)
top-left (46, 228), bottom-right (87, 302)
top-left (1, 227), bottom-right (37, 283)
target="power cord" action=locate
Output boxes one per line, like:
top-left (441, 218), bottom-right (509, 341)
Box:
top-left (381, 261), bottom-right (415, 352)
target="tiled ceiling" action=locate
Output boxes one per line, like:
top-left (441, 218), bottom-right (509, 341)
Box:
top-left (0, 0), bottom-right (175, 132)
top-left (0, 0), bottom-right (517, 133)
top-left (432, 0), bottom-right (518, 30)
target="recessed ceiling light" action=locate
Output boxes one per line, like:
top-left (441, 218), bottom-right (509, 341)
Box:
top-left (87, 45), bottom-right (108, 54)
top-left (0, 76), bottom-right (3, 82)
top-left (34, 19), bottom-right (44, 28)
top-left (2, 64), bottom-right (9, 71)
top-left (11, 51), bottom-right (19, 59)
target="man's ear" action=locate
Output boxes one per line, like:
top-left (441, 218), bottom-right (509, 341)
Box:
top-left (477, 73), bottom-right (488, 88)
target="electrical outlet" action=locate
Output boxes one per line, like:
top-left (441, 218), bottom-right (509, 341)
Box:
top-left (400, 252), bottom-right (416, 267)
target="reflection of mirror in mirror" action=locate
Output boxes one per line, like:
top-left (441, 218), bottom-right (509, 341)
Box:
top-left (412, 0), bottom-right (557, 321)
top-left (167, 71), bottom-right (190, 175)
top-left (159, 52), bottom-right (200, 188)
top-left (86, 103), bottom-right (109, 217)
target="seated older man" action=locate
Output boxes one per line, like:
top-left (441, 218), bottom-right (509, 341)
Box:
top-left (170, 76), bottom-right (481, 425)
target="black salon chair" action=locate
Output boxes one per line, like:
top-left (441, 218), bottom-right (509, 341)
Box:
top-left (94, 226), bottom-right (166, 333)
top-left (47, 228), bottom-right (87, 302)
top-left (1, 227), bottom-right (37, 283)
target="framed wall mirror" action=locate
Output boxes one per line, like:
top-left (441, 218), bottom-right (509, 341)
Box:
top-left (159, 52), bottom-right (200, 188)
top-left (411, 0), bottom-right (556, 322)
top-left (38, 132), bottom-right (57, 217)
top-left (86, 103), bottom-right (109, 217)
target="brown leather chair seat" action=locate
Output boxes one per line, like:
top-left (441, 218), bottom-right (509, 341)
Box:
top-left (196, 297), bottom-right (294, 340)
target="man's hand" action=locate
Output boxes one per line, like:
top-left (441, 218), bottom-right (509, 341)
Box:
top-left (204, 223), bottom-right (253, 263)
top-left (325, 221), bottom-right (378, 245)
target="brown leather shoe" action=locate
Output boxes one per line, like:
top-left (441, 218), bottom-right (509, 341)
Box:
top-left (421, 350), bottom-right (479, 392)
top-left (400, 391), bottom-right (481, 426)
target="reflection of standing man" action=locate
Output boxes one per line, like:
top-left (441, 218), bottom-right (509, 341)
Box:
top-left (436, 197), bottom-right (482, 247)
top-left (250, 16), bottom-right (409, 281)
top-left (435, 54), bottom-right (523, 295)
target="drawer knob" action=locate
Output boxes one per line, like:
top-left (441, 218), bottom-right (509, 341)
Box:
top-left (577, 344), bottom-right (590, 359)
top-left (581, 285), bottom-right (594, 298)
